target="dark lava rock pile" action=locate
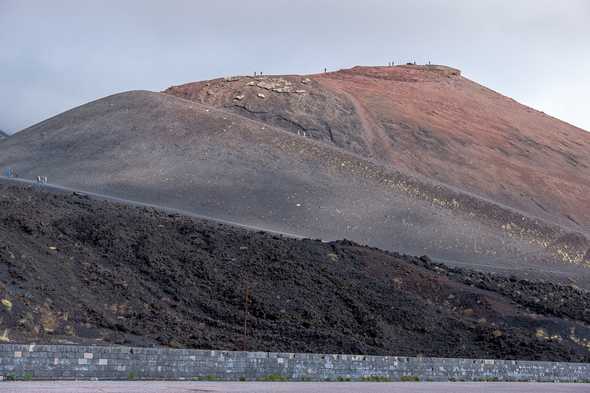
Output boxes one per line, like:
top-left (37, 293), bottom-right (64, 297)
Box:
top-left (1, 181), bottom-right (590, 361)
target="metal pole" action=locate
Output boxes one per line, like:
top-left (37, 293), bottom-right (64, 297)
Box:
top-left (243, 287), bottom-right (250, 351)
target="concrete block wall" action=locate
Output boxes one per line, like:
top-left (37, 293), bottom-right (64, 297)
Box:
top-left (0, 344), bottom-right (589, 382)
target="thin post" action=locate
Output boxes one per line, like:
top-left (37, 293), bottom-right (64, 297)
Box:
top-left (243, 287), bottom-right (251, 351)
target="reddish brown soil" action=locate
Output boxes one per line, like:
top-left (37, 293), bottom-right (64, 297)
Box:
top-left (1, 181), bottom-right (590, 361)
top-left (167, 65), bottom-right (590, 231)
top-left (318, 66), bottom-right (590, 230)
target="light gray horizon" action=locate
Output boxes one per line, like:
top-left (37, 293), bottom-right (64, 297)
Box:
top-left (1, 0), bottom-right (589, 134)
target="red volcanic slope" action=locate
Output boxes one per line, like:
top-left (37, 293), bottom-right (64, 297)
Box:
top-left (166, 65), bottom-right (590, 232)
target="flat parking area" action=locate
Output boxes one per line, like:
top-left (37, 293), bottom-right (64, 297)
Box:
top-left (0, 381), bottom-right (588, 393)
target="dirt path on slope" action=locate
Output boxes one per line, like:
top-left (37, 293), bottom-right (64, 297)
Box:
top-left (316, 77), bottom-right (398, 165)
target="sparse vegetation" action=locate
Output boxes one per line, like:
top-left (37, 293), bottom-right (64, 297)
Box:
top-left (0, 329), bottom-right (9, 343)
top-left (477, 376), bottom-right (499, 382)
top-left (360, 375), bottom-right (391, 382)
top-left (257, 374), bottom-right (289, 382)
top-left (1, 299), bottom-right (12, 312)
top-left (327, 253), bottom-right (339, 262)
top-left (192, 375), bottom-right (221, 381)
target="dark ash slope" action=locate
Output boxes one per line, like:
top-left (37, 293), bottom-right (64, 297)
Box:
top-left (1, 181), bottom-right (590, 362)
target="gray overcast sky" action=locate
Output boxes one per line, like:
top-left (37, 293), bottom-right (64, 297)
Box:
top-left (1, 0), bottom-right (589, 134)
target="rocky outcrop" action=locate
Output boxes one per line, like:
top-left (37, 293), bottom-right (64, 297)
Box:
top-left (165, 75), bottom-right (369, 155)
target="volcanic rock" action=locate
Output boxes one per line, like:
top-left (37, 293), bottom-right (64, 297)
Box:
top-left (1, 180), bottom-right (590, 361)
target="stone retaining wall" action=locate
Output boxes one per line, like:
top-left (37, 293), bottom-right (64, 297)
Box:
top-left (0, 344), bottom-right (589, 382)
